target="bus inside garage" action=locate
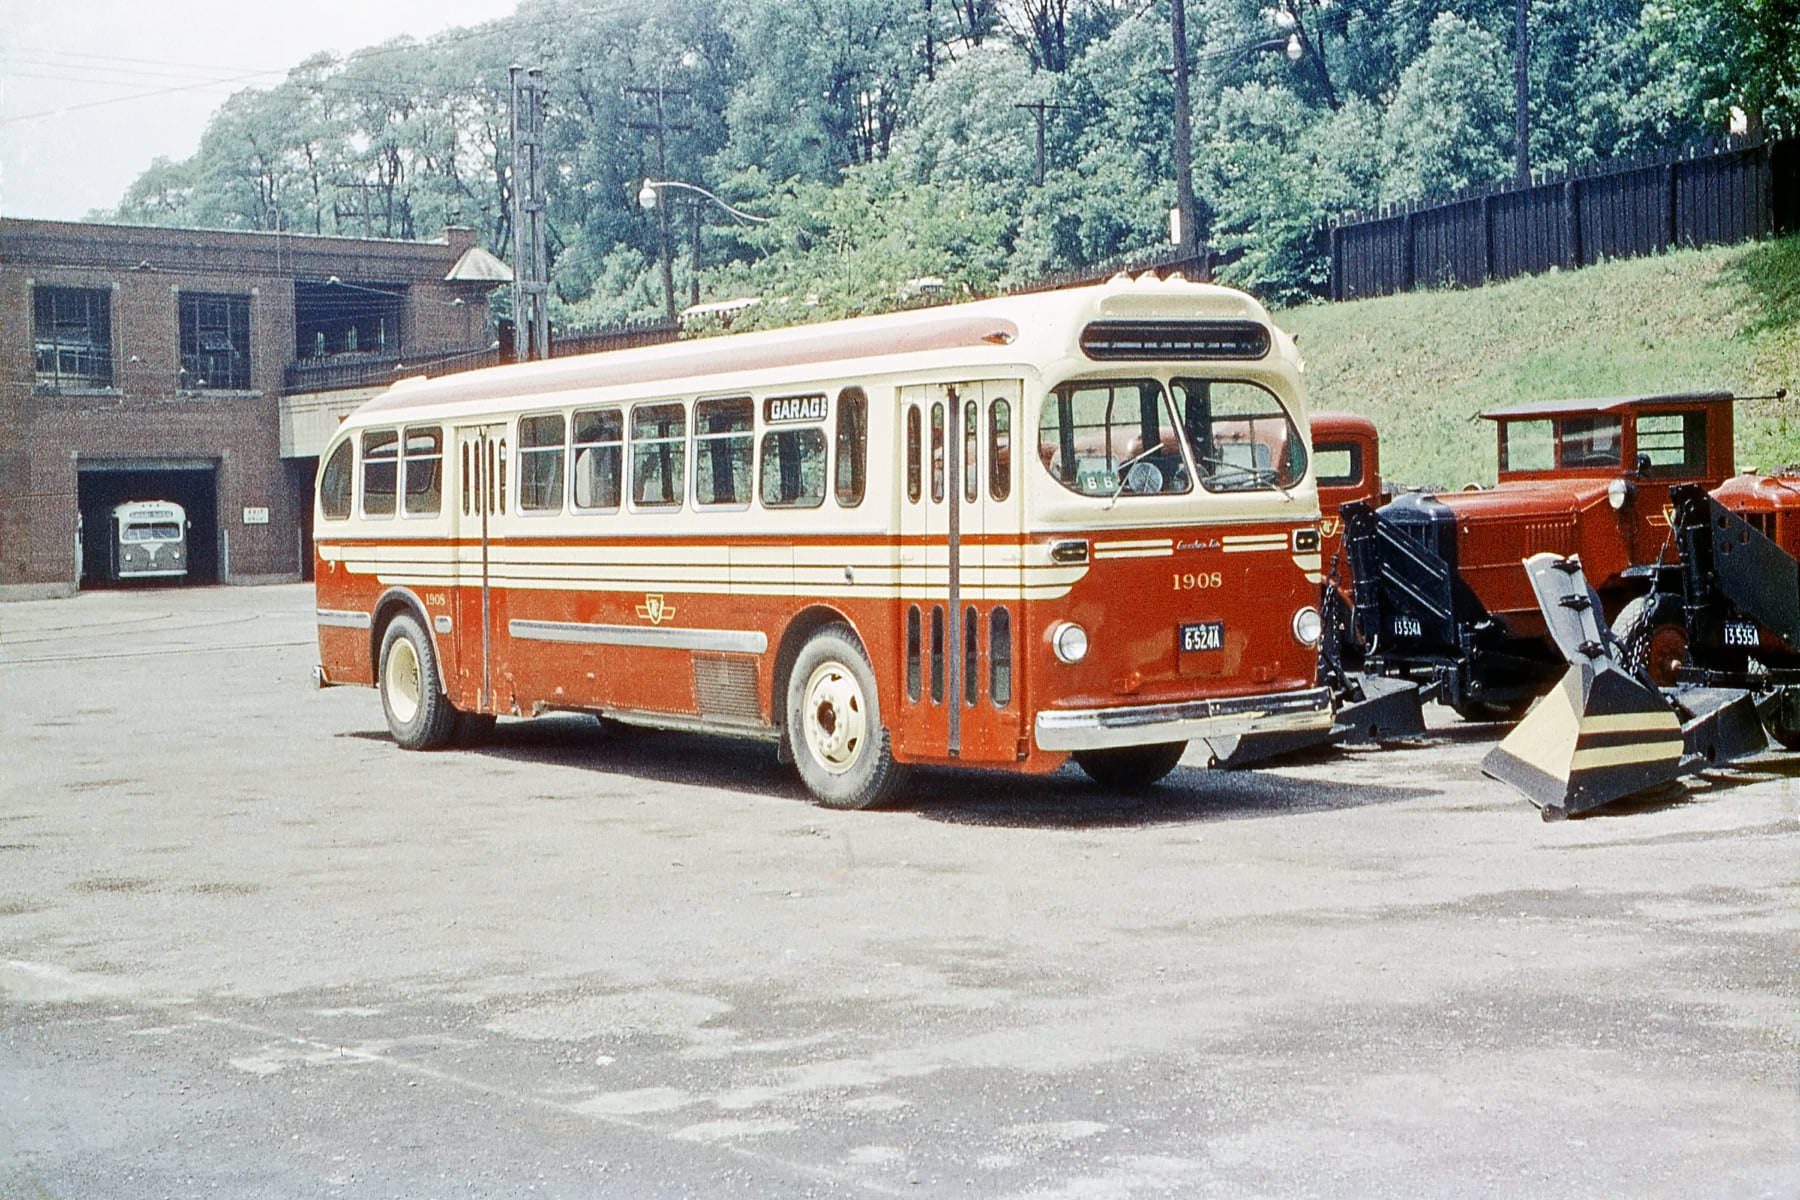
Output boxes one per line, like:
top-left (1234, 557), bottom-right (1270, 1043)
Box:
top-left (76, 462), bottom-right (218, 588)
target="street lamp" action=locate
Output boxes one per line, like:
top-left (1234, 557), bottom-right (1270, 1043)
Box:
top-left (637, 179), bottom-right (772, 225)
top-left (637, 179), bottom-right (772, 322)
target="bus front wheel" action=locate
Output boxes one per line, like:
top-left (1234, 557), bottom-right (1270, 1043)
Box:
top-left (1074, 742), bottom-right (1187, 790)
top-left (379, 613), bottom-right (456, 750)
top-left (786, 626), bottom-right (906, 810)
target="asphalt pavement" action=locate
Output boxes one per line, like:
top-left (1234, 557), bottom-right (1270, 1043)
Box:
top-left (2, 584), bottom-right (1795, 1198)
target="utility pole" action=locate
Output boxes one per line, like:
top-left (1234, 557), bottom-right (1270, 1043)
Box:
top-left (627, 81), bottom-right (693, 324)
top-left (1170, 0), bottom-right (1197, 260)
top-left (1014, 100), bottom-right (1072, 186)
top-left (1514, 0), bottom-right (1530, 186)
top-left (510, 66), bottom-right (550, 362)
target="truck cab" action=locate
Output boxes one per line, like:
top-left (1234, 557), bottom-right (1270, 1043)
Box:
top-left (1347, 391), bottom-right (1737, 716)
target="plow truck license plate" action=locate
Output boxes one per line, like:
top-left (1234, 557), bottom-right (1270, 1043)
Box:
top-left (1724, 621), bottom-right (1759, 648)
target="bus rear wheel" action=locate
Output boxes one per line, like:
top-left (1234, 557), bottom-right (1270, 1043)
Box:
top-left (1073, 742), bottom-right (1187, 790)
top-left (786, 625), bottom-right (906, 810)
top-left (379, 613), bottom-right (455, 750)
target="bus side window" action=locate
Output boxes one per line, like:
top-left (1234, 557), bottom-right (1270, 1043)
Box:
top-left (963, 397), bottom-right (979, 503)
top-left (361, 429), bottom-right (398, 518)
top-left (695, 397), bottom-right (754, 506)
top-left (760, 427), bottom-right (826, 508)
top-left (989, 398), bottom-right (1011, 502)
top-left (930, 402), bottom-right (945, 503)
top-left (518, 414), bottom-right (566, 512)
top-left (319, 439), bottom-right (353, 520)
top-left (835, 387), bottom-right (867, 507)
top-left (906, 405), bottom-right (922, 503)
top-left (631, 402), bottom-right (686, 509)
top-left (572, 407), bottom-right (623, 510)
top-left (402, 426), bottom-right (442, 517)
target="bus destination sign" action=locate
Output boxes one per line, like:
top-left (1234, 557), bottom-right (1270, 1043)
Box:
top-left (764, 395), bottom-right (827, 424)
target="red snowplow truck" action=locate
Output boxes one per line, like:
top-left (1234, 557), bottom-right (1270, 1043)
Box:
top-left (1344, 392), bottom-right (1738, 718)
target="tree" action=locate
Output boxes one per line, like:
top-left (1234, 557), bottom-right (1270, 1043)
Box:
top-left (1642, 0), bottom-right (1800, 137)
top-left (1382, 13), bottom-right (1514, 203)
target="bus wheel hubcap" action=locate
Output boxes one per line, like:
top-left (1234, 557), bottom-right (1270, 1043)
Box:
top-left (386, 638), bottom-right (421, 724)
top-left (803, 662), bottom-right (865, 774)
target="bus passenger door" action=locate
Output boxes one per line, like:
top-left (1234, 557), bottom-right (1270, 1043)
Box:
top-left (452, 423), bottom-right (505, 713)
top-left (895, 381), bottom-right (1025, 763)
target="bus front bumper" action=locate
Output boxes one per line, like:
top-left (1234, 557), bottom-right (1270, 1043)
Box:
top-left (1034, 685), bottom-right (1333, 753)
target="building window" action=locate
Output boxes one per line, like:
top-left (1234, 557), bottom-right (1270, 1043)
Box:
top-left (179, 292), bottom-right (251, 390)
top-left (294, 279), bottom-right (405, 360)
top-left (34, 286), bottom-right (113, 389)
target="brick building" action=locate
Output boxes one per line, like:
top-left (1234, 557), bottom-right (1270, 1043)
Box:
top-left (1, 218), bottom-right (504, 599)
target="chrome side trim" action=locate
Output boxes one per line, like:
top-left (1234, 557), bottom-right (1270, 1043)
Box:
top-left (509, 619), bottom-right (769, 655)
top-left (316, 608), bottom-right (373, 629)
top-left (598, 707), bottom-right (781, 743)
top-left (1034, 685), bottom-right (1333, 752)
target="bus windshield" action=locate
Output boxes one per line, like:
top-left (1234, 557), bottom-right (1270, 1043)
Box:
top-left (1038, 378), bottom-right (1193, 498)
top-left (1172, 378), bottom-right (1306, 492)
top-left (123, 522), bottom-right (182, 541)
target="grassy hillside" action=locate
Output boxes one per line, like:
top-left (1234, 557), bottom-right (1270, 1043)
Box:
top-left (1279, 234), bottom-right (1800, 489)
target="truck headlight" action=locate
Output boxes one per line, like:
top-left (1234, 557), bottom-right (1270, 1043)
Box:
top-left (1292, 606), bottom-right (1323, 648)
top-left (1051, 621), bottom-right (1090, 664)
top-left (1608, 477), bottom-right (1634, 510)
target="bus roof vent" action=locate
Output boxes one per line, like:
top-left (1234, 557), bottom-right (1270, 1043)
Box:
top-left (1079, 319), bottom-right (1270, 362)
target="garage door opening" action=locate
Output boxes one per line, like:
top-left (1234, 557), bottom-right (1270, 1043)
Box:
top-left (77, 464), bottom-right (219, 588)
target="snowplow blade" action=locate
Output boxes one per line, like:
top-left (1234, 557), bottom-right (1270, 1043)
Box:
top-left (1482, 662), bottom-right (1684, 820)
top-left (1333, 674), bottom-right (1430, 744)
top-left (1674, 686), bottom-right (1766, 767)
top-left (1205, 674), bottom-right (1426, 768)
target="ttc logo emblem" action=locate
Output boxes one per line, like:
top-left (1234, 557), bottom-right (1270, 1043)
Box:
top-left (636, 593), bottom-right (676, 625)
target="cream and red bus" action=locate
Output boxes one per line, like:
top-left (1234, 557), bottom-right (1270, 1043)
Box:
top-left (312, 276), bottom-right (1332, 807)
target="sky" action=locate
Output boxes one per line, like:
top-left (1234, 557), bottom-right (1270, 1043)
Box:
top-left (0, 0), bottom-right (525, 221)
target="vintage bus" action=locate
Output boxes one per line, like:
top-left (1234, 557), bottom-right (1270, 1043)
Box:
top-left (110, 500), bottom-right (189, 582)
top-left (312, 276), bottom-right (1332, 807)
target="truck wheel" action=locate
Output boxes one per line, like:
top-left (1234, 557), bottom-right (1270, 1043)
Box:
top-left (1074, 742), bottom-right (1187, 790)
top-left (1612, 593), bottom-right (1688, 688)
top-left (785, 625), bottom-right (906, 809)
top-left (379, 614), bottom-right (456, 750)
top-left (1449, 697), bottom-right (1533, 723)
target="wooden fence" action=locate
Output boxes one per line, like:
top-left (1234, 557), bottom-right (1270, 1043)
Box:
top-left (1328, 136), bottom-right (1796, 301)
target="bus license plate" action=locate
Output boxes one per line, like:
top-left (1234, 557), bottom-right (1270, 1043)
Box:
top-left (1180, 622), bottom-right (1224, 652)
top-left (1390, 614), bottom-right (1423, 639)
top-left (1723, 621), bottom-right (1760, 648)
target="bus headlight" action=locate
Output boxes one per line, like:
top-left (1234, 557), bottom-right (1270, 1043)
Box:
top-left (1608, 477), bottom-right (1634, 510)
top-left (1050, 621), bottom-right (1090, 664)
top-left (1292, 606), bottom-right (1323, 648)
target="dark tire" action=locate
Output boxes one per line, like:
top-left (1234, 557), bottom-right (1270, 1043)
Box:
top-left (453, 711), bottom-right (497, 746)
top-left (1073, 742), bottom-right (1187, 790)
top-left (378, 613), bottom-right (455, 750)
top-left (785, 625), bottom-right (907, 809)
top-left (1449, 696), bottom-right (1533, 723)
top-left (1612, 593), bottom-right (1688, 688)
